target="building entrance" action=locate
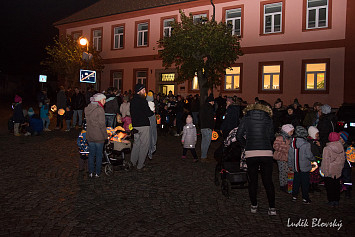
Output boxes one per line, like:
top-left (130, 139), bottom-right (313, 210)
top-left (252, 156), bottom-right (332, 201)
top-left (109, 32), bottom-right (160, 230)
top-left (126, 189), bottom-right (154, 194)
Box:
top-left (160, 84), bottom-right (175, 95)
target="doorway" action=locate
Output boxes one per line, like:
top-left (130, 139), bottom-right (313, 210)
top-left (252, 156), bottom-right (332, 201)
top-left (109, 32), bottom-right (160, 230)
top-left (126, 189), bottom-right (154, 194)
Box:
top-left (160, 84), bottom-right (175, 95)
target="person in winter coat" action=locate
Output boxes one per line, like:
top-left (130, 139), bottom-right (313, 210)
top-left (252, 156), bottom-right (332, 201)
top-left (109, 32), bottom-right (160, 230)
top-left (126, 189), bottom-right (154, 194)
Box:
top-left (55, 86), bottom-right (67, 130)
top-left (317, 104), bottom-right (337, 147)
top-left (190, 94), bottom-right (200, 126)
top-left (303, 102), bottom-right (322, 128)
top-left (199, 94), bottom-right (215, 162)
top-left (284, 106), bottom-right (301, 128)
top-left (71, 87), bottom-right (86, 128)
top-left (272, 98), bottom-right (286, 134)
top-left (288, 126), bottom-right (315, 204)
top-left (40, 99), bottom-right (51, 131)
top-left (220, 97), bottom-right (240, 139)
top-left (320, 132), bottom-right (345, 206)
top-left (84, 93), bottom-right (107, 178)
top-left (104, 88), bottom-right (119, 128)
top-left (181, 115), bottom-right (198, 162)
top-left (146, 91), bottom-right (157, 160)
top-left (339, 131), bottom-right (352, 198)
top-left (273, 124), bottom-right (294, 193)
top-left (120, 95), bottom-right (130, 118)
top-left (130, 83), bottom-right (154, 170)
top-left (307, 126), bottom-right (322, 192)
top-left (13, 95), bottom-right (25, 136)
top-left (236, 102), bottom-right (276, 216)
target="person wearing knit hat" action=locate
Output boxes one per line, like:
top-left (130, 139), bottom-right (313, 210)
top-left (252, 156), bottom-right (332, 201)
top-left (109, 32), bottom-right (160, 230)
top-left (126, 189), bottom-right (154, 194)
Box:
top-left (273, 124), bottom-right (294, 193)
top-left (321, 104), bottom-right (331, 115)
top-left (320, 131), bottom-right (345, 206)
top-left (12, 95), bottom-right (25, 136)
top-left (181, 115), bottom-right (198, 161)
top-left (130, 83), bottom-right (154, 170)
top-left (339, 131), bottom-right (349, 144)
top-left (288, 125), bottom-right (315, 204)
top-left (28, 107), bottom-right (35, 117)
top-left (307, 126), bottom-right (322, 192)
top-left (146, 90), bottom-right (157, 160)
top-left (14, 95), bottom-right (22, 103)
top-left (308, 126), bottom-right (319, 140)
top-left (84, 92), bottom-right (107, 178)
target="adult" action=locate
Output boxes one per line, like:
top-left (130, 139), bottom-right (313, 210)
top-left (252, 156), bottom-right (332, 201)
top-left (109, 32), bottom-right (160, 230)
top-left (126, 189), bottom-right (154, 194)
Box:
top-left (71, 87), bottom-right (86, 128)
top-left (190, 94), bottom-right (200, 126)
top-left (283, 106), bottom-right (301, 128)
top-left (104, 87), bottom-right (119, 128)
top-left (120, 95), bottom-right (130, 118)
top-left (236, 102), bottom-right (276, 216)
top-left (175, 95), bottom-right (185, 136)
top-left (220, 97), bottom-right (240, 139)
top-left (199, 93), bottom-right (215, 162)
top-left (84, 93), bottom-right (107, 178)
top-left (303, 102), bottom-right (322, 128)
top-left (272, 98), bottom-right (286, 133)
top-left (55, 86), bottom-right (67, 130)
top-left (85, 86), bottom-right (94, 105)
top-left (317, 104), bottom-right (337, 147)
top-left (146, 91), bottom-right (157, 159)
top-left (37, 89), bottom-right (48, 108)
top-left (130, 83), bottom-right (154, 170)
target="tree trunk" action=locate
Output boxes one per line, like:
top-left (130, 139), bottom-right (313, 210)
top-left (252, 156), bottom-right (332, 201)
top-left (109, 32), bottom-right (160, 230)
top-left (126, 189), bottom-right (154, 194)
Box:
top-left (197, 70), bottom-right (208, 107)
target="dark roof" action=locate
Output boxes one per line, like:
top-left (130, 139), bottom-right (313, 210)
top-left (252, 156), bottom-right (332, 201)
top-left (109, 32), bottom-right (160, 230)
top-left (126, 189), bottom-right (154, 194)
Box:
top-left (55, 0), bottom-right (198, 26)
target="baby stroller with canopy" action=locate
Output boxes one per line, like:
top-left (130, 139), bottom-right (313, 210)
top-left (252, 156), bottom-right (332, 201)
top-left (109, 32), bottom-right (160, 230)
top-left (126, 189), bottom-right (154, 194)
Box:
top-left (214, 127), bottom-right (248, 197)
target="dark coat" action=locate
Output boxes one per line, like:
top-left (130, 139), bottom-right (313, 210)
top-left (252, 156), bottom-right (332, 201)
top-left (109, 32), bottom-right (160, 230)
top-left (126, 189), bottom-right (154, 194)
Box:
top-left (236, 103), bottom-right (274, 151)
top-left (71, 92), bottom-right (86, 110)
top-left (220, 104), bottom-right (240, 134)
top-left (13, 103), bottom-right (25, 123)
top-left (317, 113), bottom-right (337, 147)
top-left (104, 95), bottom-right (119, 115)
top-left (284, 113), bottom-right (301, 127)
top-left (199, 102), bottom-right (215, 129)
top-left (130, 94), bottom-right (154, 127)
top-left (272, 107), bottom-right (286, 133)
top-left (56, 90), bottom-right (67, 109)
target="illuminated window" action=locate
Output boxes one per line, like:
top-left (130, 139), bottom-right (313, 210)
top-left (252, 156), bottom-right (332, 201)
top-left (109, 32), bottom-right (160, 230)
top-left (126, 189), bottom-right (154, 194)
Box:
top-left (137, 23), bottom-right (148, 47)
top-left (262, 65), bottom-right (281, 90)
top-left (306, 0), bottom-right (328, 29)
top-left (161, 73), bottom-right (175, 82)
top-left (193, 14), bottom-right (207, 24)
top-left (163, 18), bottom-right (174, 37)
top-left (225, 67), bottom-right (240, 90)
top-left (226, 8), bottom-right (242, 36)
top-left (113, 26), bottom-right (124, 49)
top-left (112, 71), bottom-right (123, 90)
top-left (264, 2), bottom-right (282, 34)
top-left (192, 74), bottom-right (199, 90)
top-left (92, 29), bottom-right (102, 51)
top-left (305, 63), bottom-right (326, 90)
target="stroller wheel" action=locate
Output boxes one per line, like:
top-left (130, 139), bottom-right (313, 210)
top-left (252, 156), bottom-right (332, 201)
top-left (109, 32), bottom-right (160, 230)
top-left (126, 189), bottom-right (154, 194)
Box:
top-left (105, 164), bottom-right (114, 176)
top-left (221, 179), bottom-right (231, 197)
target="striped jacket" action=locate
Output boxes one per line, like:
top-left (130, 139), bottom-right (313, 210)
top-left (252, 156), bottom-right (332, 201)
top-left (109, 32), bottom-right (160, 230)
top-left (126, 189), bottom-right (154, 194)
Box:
top-left (288, 137), bottom-right (315, 172)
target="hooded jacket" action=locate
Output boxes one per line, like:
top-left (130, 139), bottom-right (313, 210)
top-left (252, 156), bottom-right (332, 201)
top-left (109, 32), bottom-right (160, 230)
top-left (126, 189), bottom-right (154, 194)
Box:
top-left (236, 103), bottom-right (274, 154)
top-left (317, 113), bottom-right (337, 147)
top-left (182, 123), bottom-right (197, 148)
top-left (288, 137), bottom-right (315, 172)
top-left (220, 104), bottom-right (240, 134)
top-left (273, 133), bottom-right (291, 162)
top-left (84, 102), bottom-right (107, 143)
top-left (320, 141), bottom-right (345, 179)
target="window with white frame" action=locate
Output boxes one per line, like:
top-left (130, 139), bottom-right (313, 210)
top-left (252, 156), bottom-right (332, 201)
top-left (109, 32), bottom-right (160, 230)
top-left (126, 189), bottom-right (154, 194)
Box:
top-left (93, 29), bottom-right (102, 51)
top-left (264, 2), bottom-right (282, 34)
top-left (226, 8), bottom-right (242, 36)
top-left (137, 23), bottom-right (148, 47)
top-left (262, 65), bottom-right (280, 90)
top-left (163, 18), bottom-right (174, 37)
top-left (112, 71), bottom-right (123, 90)
top-left (306, 0), bottom-right (328, 29)
top-left (305, 63), bottom-right (326, 90)
top-left (193, 14), bottom-right (207, 24)
top-left (225, 67), bottom-right (240, 90)
top-left (136, 71), bottom-right (147, 86)
top-left (192, 73), bottom-right (199, 90)
top-left (113, 26), bottom-right (124, 49)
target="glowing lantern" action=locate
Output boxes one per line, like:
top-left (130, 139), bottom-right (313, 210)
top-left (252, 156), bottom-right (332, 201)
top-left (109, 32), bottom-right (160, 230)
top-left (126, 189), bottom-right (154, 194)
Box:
top-left (211, 131), bottom-right (219, 140)
top-left (58, 109), bottom-right (65, 115)
top-left (346, 146), bottom-right (355, 162)
top-left (156, 114), bottom-right (161, 125)
top-left (107, 126), bottom-right (127, 142)
top-left (311, 162), bottom-right (318, 172)
top-left (51, 105), bottom-right (57, 112)
top-left (128, 124), bottom-right (133, 131)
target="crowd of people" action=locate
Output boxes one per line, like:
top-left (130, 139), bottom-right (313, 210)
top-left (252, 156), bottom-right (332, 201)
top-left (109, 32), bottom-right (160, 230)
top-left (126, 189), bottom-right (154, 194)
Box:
top-left (11, 84), bottom-right (354, 216)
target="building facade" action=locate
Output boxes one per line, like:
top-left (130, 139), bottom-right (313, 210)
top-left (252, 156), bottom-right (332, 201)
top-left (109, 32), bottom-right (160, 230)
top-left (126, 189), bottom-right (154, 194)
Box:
top-left (55, 0), bottom-right (355, 107)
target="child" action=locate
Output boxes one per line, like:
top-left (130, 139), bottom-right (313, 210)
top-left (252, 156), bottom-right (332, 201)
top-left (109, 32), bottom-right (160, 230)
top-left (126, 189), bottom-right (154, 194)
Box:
top-left (77, 122), bottom-right (88, 172)
top-left (307, 126), bottom-right (323, 192)
top-left (121, 115), bottom-right (132, 132)
top-left (181, 115), bottom-right (198, 162)
top-left (40, 99), bottom-right (51, 131)
top-left (339, 131), bottom-right (352, 198)
top-left (288, 126), bottom-right (315, 204)
top-left (12, 95), bottom-right (25, 136)
top-left (273, 124), bottom-right (294, 193)
top-left (320, 132), bottom-right (345, 206)
top-left (65, 106), bottom-right (73, 132)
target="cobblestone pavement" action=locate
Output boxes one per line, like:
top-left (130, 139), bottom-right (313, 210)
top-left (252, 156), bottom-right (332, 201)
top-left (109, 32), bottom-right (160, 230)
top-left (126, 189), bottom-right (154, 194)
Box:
top-left (0, 129), bottom-right (354, 237)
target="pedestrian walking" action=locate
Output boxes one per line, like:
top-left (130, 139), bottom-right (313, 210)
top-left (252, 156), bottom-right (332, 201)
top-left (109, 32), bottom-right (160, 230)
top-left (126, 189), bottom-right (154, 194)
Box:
top-left (71, 87), bottom-right (86, 128)
top-left (84, 93), bottom-right (107, 178)
top-left (181, 115), bottom-right (198, 162)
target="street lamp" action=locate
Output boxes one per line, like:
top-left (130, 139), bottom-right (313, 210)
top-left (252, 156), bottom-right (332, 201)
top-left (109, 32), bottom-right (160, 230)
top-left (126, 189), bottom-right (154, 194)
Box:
top-left (79, 37), bottom-right (89, 51)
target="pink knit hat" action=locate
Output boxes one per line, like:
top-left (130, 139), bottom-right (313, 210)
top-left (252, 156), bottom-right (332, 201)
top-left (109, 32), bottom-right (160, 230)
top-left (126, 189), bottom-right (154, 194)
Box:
top-left (328, 132), bottom-right (340, 142)
top-left (281, 124), bottom-right (294, 134)
top-left (14, 95), bottom-right (22, 103)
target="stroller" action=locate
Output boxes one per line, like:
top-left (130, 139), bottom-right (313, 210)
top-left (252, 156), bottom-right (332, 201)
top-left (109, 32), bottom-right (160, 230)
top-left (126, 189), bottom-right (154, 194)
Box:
top-left (77, 126), bottom-right (132, 176)
top-left (214, 127), bottom-right (248, 197)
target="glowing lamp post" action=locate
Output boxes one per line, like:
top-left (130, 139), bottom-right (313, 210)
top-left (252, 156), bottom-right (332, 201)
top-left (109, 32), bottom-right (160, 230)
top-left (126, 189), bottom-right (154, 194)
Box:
top-left (79, 37), bottom-right (89, 51)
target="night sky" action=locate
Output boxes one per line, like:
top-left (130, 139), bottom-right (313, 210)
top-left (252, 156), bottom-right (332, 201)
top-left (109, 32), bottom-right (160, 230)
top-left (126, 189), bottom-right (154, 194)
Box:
top-left (1, 0), bottom-right (99, 76)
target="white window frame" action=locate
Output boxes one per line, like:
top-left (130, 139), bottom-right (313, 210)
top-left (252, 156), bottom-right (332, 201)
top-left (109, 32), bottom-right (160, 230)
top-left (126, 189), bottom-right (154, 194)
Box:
top-left (264, 2), bottom-right (282, 34)
top-left (112, 72), bottom-right (123, 90)
top-left (262, 66), bottom-right (280, 90)
top-left (93, 29), bottom-right (102, 51)
top-left (224, 67), bottom-right (240, 91)
top-left (137, 23), bottom-right (148, 47)
top-left (226, 8), bottom-right (242, 36)
top-left (113, 26), bottom-right (124, 49)
top-left (193, 14), bottom-right (207, 24)
top-left (163, 18), bottom-right (174, 37)
top-left (306, 0), bottom-right (328, 29)
top-left (136, 71), bottom-right (147, 86)
top-left (305, 63), bottom-right (327, 90)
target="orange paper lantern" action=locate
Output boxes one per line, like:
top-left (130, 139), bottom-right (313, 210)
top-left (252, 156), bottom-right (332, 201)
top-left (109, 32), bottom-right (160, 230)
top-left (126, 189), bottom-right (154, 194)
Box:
top-left (211, 131), bottom-right (219, 140)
